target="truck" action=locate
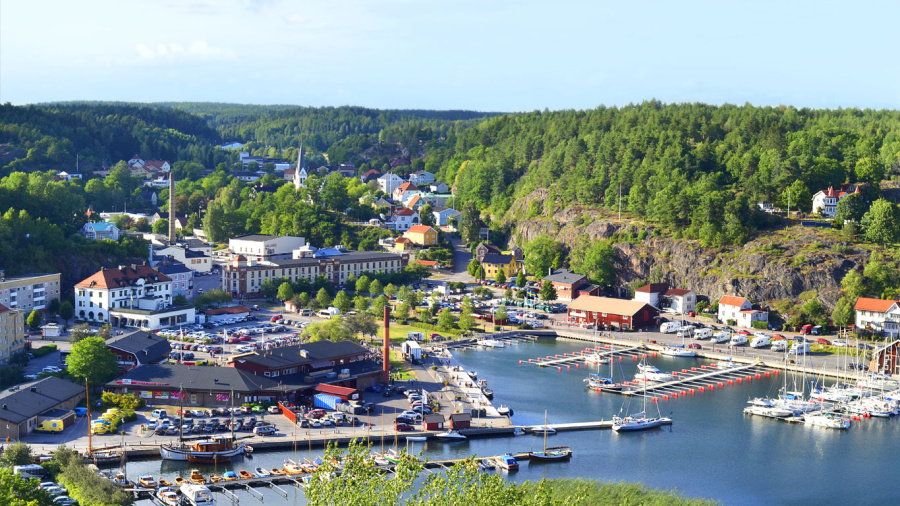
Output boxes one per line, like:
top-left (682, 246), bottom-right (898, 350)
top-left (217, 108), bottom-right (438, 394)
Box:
top-left (317, 307), bottom-right (341, 318)
top-left (401, 340), bottom-right (423, 362)
top-left (407, 331), bottom-right (425, 341)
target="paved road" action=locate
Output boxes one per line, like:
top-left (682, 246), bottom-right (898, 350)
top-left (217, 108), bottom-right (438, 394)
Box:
top-left (445, 234), bottom-right (474, 283)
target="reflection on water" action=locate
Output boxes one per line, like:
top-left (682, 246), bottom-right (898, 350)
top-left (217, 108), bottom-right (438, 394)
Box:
top-left (130, 338), bottom-right (900, 505)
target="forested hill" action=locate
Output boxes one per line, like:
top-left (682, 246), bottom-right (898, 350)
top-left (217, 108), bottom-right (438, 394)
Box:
top-left (434, 102), bottom-right (900, 247)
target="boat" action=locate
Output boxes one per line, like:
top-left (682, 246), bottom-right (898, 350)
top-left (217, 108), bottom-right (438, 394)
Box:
top-left (614, 357), bottom-right (672, 432)
top-left (479, 458), bottom-right (496, 470)
top-left (406, 436), bottom-right (428, 442)
top-left (494, 454), bottom-right (519, 471)
top-left (583, 352), bottom-right (609, 364)
top-left (531, 425), bottom-right (557, 435)
top-left (383, 448), bottom-right (402, 464)
top-left (529, 411), bottom-right (572, 462)
top-left (255, 467), bottom-right (271, 478)
top-left (633, 364), bottom-right (675, 382)
top-left (481, 386), bottom-right (494, 399)
top-left (137, 474), bottom-right (156, 488)
top-left (159, 478), bottom-right (172, 487)
top-left (174, 476), bottom-right (188, 486)
top-left (244, 445), bottom-right (254, 455)
top-left (467, 370), bottom-right (478, 380)
top-left (497, 405), bottom-right (513, 416)
top-left (112, 472), bottom-right (132, 488)
top-left (269, 468), bottom-right (285, 476)
top-left (480, 339), bottom-right (505, 348)
top-left (659, 344), bottom-right (697, 357)
top-left (180, 483), bottom-right (216, 505)
top-left (209, 475), bottom-right (222, 483)
top-left (160, 386), bottom-right (245, 461)
top-left (585, 372), bottom-right (621, 391)
top-left (803, 412), bottom-right (851, 429)
top-left (223, 471), bottom-right (238, 481)
top-left (434, 430), bottom-right (466, 440)
top-left (80, 380), bottom-right (124, 467)
top-left (283, 460), bottom-right (304, 474)
top-left (188, 454), bottom-right (227, 465)
top-left (239, 470), bottom-right (254, 480)
top-left (189, 469), bottom-right (206, 484)
top-left (156, 486), bottom-right (180, 506)
top-left (743, 405), bottom-right (794, 418)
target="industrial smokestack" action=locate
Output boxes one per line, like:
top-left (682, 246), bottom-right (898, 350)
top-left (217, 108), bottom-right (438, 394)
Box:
top-left (168, 172), bottom-right (176, 245)
top-left (383, 305), bottom-right (391, 384)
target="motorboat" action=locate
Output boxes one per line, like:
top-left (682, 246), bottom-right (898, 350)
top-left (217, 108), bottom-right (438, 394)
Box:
top-left (406, 436), bottom-right (428, 442)
top-left (137, 474), bottom-right (156, 488)
top-left (156, 486), bottom-right (180, 506)
top-left (467, 371), bottom-right (478, 380)
top-left (480, 339), bottom-right (505, 348)
top-left (480, 458), bottom-right (496, 470)
top-left (583, 352), bottom-right (609, 364)
top-left (585, 373), bottom-right (621, 391)
top-left (180, 483), bottom-right (216, 505)
top-left (494, 454), bottom-right (519, 471)
top-left (803, 413), bottom-right (851, 429)
top-left (481, 386), bottom-right (494, 399)
top-left (434, 430), bottom-right (466, 440)
top-left (531, 425), bottom-right (557, 435)
top-left (497, 405), bottom-right (513, 416)
top-left (112, 472), bottom-right (131, 488)
top-left (659, 345), bottom-right (697, 357)
top-left (634, 364), bottom-right (674, 382)
top-left (743, 405), bottom-right (794, 418)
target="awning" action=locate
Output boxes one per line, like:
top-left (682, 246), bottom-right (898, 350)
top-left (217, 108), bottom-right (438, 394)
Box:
top-left (315, 383), bottom-right (357, 398)
top-left (310, 360), bottom-right (333, 369)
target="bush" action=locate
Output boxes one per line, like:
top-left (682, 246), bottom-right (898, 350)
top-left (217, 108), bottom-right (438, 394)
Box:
top-left (101, 392), bottom-right (145, 411)
top-left (31, 344), bottom-right (58, 358)
top-left (726, 319), bottom-right (736, 326)
top-left (751, 320), bottom-right (769, 329)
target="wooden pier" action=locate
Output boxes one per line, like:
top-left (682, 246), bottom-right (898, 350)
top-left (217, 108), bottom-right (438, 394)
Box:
top-left (526, 344), bottom-right (643, 368)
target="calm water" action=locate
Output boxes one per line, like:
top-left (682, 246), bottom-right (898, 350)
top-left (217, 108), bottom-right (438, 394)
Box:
top-left (129, 338), bottom-right (899, 505)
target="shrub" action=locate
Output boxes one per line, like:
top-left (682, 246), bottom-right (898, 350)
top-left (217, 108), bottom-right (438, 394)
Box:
top-left (751, 320), bottom-right (768, 329)
top-left (101, 392), bottom-right (145, 411)
top-left (31, 344), bottom-right (58, 358)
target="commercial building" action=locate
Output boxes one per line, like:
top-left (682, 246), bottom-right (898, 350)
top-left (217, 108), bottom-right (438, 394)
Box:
top-left (0, 272), bottom-right (62, 313)
top-left (0, 304), bottom-right (27, 364)
top-left (222, 249), bottom-right (408, 297)
top-left (854, 297), bottom-right (900, 339)
top-left (106, 330), bottom-right (172, 370)
top-left (567, 295), bottom-right (659, 330)
top-left (0, 377), bottom-right (85, 440)
top-left (228, 234), bottom-right (306, 261)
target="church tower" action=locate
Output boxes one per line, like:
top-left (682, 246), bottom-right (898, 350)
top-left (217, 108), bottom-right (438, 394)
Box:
top-left (293, 145), bottom-right (308, 189)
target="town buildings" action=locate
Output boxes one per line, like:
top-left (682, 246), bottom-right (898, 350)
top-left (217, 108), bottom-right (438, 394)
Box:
top-left (664, 288), bottom-right (697, 314)
top-left (0, 377), bottom-right (85, 440)
top-left (811, 185), bottom-right (859, 218)
top-left (403, 225), bottom-right (438, 247)
top-left (633, 283), bottom-right (669, 308)
top-left (0, 272), bottom-right (61, 313)
top-left (567, 296), bottom-right (659, 330)
top-left (717, 295), bottom-right (768, 328)
top-left (480, 254), bottom-right (522, 279)
top-left (0, 304), bottom-right (27, 364)
top-left (81, 222), bottom-right (120, 241)
top-left (543, 269), bottom-right (599, 302)
top-left (228, 234), bottom-right (306, 261)
top-left (854, 297), bottom-right (900, 339)
top-left (106, 330), bottom-right (172, 370)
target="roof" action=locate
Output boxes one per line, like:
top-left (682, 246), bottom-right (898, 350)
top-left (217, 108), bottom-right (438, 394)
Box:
top-left (395, 208), bottom-right (417, 217)
top-left (156, 261), bottom-right (191, 275)
top-left (205, 305), bottom-right (251, 316)
top-left (481, 254), bottom-right (513, 265)
top-left (567, 296), bottom-right (655, 316)
top-left (634, 283), bottom-right (669, 294)
top-left (85, 222), bottom-right (118, 231)
top-left (315, 384), bottom-right (357, 396)
top-left (0, 377), bottom-right (85, 424)
top-left (854, 297), bottom-right (900, 313)
top-left (449, 413), bottom-right (471, 422)
top-left (664, 288), bottom-right (693, 297)
top-left (395, 237), bottom-right (410, 244)
top-left (232, 341), bottom-right (369, 370)
top-left (263, 250), bottom-right (405, 269)
top-left (0, 303), bottom-right (9, 313)
top-left (544, 269), bottom-right (587, 285)
top-left (415, 260), bottom-right (438, 266)
top-left (76, 265), bottom-right (171, 289)
top-left (719, 296), bottom-right (750, 307)
top-left (395, 182), bottom-right (419, 193)
top-left (407, 195), bottom-right (422, 206)
top-left (106, 330), bottom-right (172, 363)
top-left (424, 414), bottom-right (445, 423)
top-left (108, 363), bottom-right (281, 393)
top-left (407, 224), bottom-right (434, 234)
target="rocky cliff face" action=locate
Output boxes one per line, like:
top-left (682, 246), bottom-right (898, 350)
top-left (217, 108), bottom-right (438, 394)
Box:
top-left (508, 201), bottom-right (870, 309)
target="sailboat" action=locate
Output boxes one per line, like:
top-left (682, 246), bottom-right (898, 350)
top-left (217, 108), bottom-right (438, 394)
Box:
top-left (613, 357), bottom-right (671, 431)
top-left (160, 386), bottom-right (245, 461)
top-left (585, 350), bottom-right (621, 391)
top-left (528, 410), bottom-right (571, 462)
top-left (82, 379), bottom-right (123, 466)
top-left (659, 326), bottom-right (697, 357)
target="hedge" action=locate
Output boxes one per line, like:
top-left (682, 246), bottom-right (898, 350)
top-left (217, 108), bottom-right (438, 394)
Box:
top-left (31, 344), bottom-right (58, 358)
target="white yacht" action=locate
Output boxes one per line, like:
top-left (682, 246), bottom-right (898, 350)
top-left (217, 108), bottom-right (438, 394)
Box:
top-left (802, 413), bottom-right (851, 429)
top-left (634, 364), bottom-right (674, 382)
top-left (434, 430), bottom-right (467, 440)
top-left (180, 484), bottom-right (215, 505)
top-left (479, 339), bottom-right (505, 348)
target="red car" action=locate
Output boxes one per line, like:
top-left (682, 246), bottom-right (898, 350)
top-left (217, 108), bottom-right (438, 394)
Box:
top-left (687, 343), bottom-right (702, 349)
top-left (308, 409), bottom-right (326, 419)
top-left (688, 311), bottom-right (696, 317)
top-left (270, 314), bottom-right (283, 322)
top-left (239, 335), bottom-right (252, 341)
top-left (394, 423), bottom-right (414, 431)
top-left (817, 338), bottom-right (832, 345)
top-left (227, 337), bottom-right (240, 344)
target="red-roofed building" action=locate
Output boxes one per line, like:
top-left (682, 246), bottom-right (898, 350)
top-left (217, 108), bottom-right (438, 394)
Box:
top-left (663, 288), bottom-right (696, 314)
top-left (360, 169), bottom-right (383, 184)
top-left (633, 283), bottom-right (669, 308)
top-left (855, 297), bottom-right (900, 338)
top-left (812, 185), bottom-right (860, 218)
top-left (387, 207), bottom-right (420, 231)
top-left (717, 295), bottom-right (768, 328)
top-left (404, 224), bottom-right (437, 246)
top-left (315, 383), bottom-right (360, 401)
top-left (393, 181), bottom-right (420, 202)
top-left (144, 160), bottom-right (171, 172)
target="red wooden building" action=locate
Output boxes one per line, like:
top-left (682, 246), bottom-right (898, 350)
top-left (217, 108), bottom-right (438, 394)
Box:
top-left (449, 413), bottom-right (471, 429)
top-left (424, 414), bottom-right (445, 430)
top-left (567, 295), bottom-right (659, 330)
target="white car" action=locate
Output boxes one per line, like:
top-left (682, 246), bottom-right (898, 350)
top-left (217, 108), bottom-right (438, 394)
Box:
top-left (833, 339), bottom-right (849, 347)
top-left (41, 366), bottom-right (63, 374)
top-left (233, 345), bottom-right (254, 354)
top-left (147, 419), bottom-right (159, 430)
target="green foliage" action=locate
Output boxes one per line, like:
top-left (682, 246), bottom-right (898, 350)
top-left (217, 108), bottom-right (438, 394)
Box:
top-left (343, 312), bottom-right (378, 337)
top-left (30, 343), bottom-right (58, 358)
top-left (467, 258), bottom-right (480, 276)
top-left (384, 283), bottom-right (398, 298)
top-left (524, 235), bottom-right (563, 277)
top-left (277, 282), bottom-right (294, 302)
top-left (26, 309), bottom-right (42, 330)
top-left (306, 316), bottom-right (355, 342)
top-left (495, 270), bottom-right (506, 284)
top-left (495, 305), bottom-right (508, 322)
top-left (355, 275), bottom-right (371, 294)
top-left (316, 287), bottom-right (333, 308)
top-left (540, 281), bottom-right (558, 301)
top-left (832, 296), bottom-right (855, 327)
top-left (862, 199), bottom-right (900, 245)
top-left (193, 289), bottom-right (232, 309)
top-left (569, 238), bottom-right (616, 287)
top-left (524, 478), bottom-right (716, 506)
top-left (151, 218), bottom-right (169, 235)
top-left (457, 312), bottom-right (475, 332)
top-left (516, 271), bottom-right (526, 288)
top-left (832, 192), bottom-right (867, 228)
top-left (751, 320), bottom-right (769, 329)
top-left (369, 279), bottom-right (384, 296)
top-left (172, 294), bottom-right (188, 305)
top-left (0, 442), bottom-right (34, 467)
top-left (58, 459), bottom-right (134, 506)
top-left (333, 291), bottom-right (352, 313)
top-left (437, 307), bottom-right (455, 331)
top-left (371, 295), bottom-right (388, 318)
top-left (695, 300), bottom-right (709, 313)
top-left (101, 391), bottom-right (145, 410)
top-left (67, 336), bottom-right (119, 386)
top-left (0, 467), bottom-right (54, 506)
top-left (354, 295), bottom-right (370, 312)
top-left (0, 364), bottom-right (25, 389)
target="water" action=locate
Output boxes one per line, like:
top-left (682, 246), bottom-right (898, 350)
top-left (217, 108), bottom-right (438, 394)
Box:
top-left (128, 338), bottom-right (899, 505)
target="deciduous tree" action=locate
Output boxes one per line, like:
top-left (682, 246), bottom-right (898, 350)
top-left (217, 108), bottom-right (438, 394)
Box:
top-left (67, 336), bottom-right (119, 386)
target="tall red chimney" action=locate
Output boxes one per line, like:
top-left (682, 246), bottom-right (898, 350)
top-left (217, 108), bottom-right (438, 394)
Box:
top-left (383, 306), bottom-right (391, 384)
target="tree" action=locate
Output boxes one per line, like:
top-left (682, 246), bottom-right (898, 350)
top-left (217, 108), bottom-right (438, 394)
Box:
top-left (371, 295), bottom-right (388, 317)
top-left (467, 258), bottom-right (480, 276)
top-left (419, 203), bottom-right (435, 227)
top-left (354, 296), bottom-right (370, 312)
top-left (495, 305), bottom-right (508, 322)
top-left (355, 275), bottom-right (371, 294)
top-left (307, 316), bottom-right (355, 342)
top-left (459, 200), bottom-right (481, 245)
top-left (369, 279), bottom-right (384, 296)
top-left (260, 279), bottom-right (279, 300)
top-left (855, 156), bottom-right (886, 184)
top-left (298, 292), bottom-right (311, 308)
top-left (152, 218), bottom-right (169, 235)
top-left (333, 291), bottom-right (352, 314)
top-left (437, 307), bottom-right (455, 331)
top-left (67, 336), bottom-right (119, 386)
top-left (0, 441), bottom-right (34, 467)
top-left (0, 467), bottom-right (54, 506)
top-left (458, 312), bottom-right (475, 332)
top-left (524, 235), bottom-right (563, 277)
top-left (862, 199), bottom-right (900, 245)
top-left (516, 271), bottom-right (526, 288)
top-left (781, 180), bottom-right (811, 214)
top-left (277, 282), bottom-right (294, 302)
top-left (316, 287), bottom-right (333, 308)
top-left (173, 294), bottom-right (188, 305)
top-left (26, 309), bottom-right (41, 330)
top-left (475, 265), bottom-right (485, 280)
top-left (346, 273), bottom-right (357, 287)
top-left (344, 312), bottom-right (378, 338)
top-left (576, 240), bottom-right (616, 287)
top-left (48, 298), bottom-right (61, 315)
top-left (384, 283), bottom-right (398, 299)
top-left (495, 270), bottom-right (507, 284)
top-left (540, 281), bottom-right (558, 302)
top-left (395, 301), bottom-right (411, 321)
top-left (831, 296), bottom-right (854, 327)
top-left (69, 323), bottom-right (93, 343)
top-left (832, 192), bottom-right (867, 227)
top-left (504, 288), bottom-right (513, 299)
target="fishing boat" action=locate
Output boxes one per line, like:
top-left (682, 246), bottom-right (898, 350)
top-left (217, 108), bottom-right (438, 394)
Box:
top-left (529, 411), bottom-right (572, 462)
top-left (180, 483), bottom-right (215, 505)
top-left (137, 474), bottom-right (156, 488)
top-left (614, 357), bottom-right (671, 432)
top-left (497, 405), bottom-right (513, 416)
top-left (188, 454), bottom-right (226, 465)
top-left (189, 469), bottom-right (206, 484)
top-left (223, 471), bottom-right (238, 481)
top-left (255, 467), bottom-right (271, 478)
top-left (239, 470), bottom-right (254, 480)
top-left (160, 386), bottom-right (245, 461)
top-left (156, 486), bottom-right (180, 506)
top-left (494, 454), bottom-right (519, 471)
top-left (434, 429), bottom-right (466, 440)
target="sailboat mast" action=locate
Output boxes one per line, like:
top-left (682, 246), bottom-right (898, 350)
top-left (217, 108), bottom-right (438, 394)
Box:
top-left (178, 384), bottom-right (184, 445)
top-left (543, 410), bottom-right (548, 453)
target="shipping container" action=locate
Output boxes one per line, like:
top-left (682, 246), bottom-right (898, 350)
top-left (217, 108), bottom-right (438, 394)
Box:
top-left (313, 393), bottom-right (342, 410)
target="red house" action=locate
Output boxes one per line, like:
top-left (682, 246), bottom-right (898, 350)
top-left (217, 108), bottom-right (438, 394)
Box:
top-left (449, 413), bottom-right (471, 430)
top-left (567, 295), bottom-right (659, 330)
top-left (424, 414), bottom-right (445, 430)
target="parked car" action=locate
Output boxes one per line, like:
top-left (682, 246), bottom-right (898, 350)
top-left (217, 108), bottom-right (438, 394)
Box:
top-left (42, 366), bottom-right (62, 374)
top-left (817, 338), bottom-right (832, 345)
top-left (833, 339), bottom-right (849, 347)
top-left (394, 423), bottom-right (414, 431)
top-left (253, 426), bottom-right (277, 436)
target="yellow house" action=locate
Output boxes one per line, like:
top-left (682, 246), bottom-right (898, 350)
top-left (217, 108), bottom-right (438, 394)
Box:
top-left (404, 225), bottom-right (438, 247)
top-left (481, 254), bottom-right (522, 279)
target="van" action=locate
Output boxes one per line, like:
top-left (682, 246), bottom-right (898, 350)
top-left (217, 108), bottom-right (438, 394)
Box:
top-left (151, 409), bottom-right (169, 419)
top-left (750, 335), bottom-right (771, 348)
top-left (36, 419), bottom-right (64, 432)
top-left (694, 328), bottom-right (712, 340)
top-left (676, 326), bottom-right (696, 338)
top-left (789, 342), bottom-right (810, 355)
top-left (771, 340), bottom-right (787, 352)
top-left (800, 324), bottom-right (813, 334)
top-left (407, 331), bottom-right (425, 341)
top-left (299, 309), bottom-right (313, 317)
top-left (13, 465), bottom-right (46, 479)
top-left (711, 331), bottom-right (730, 343)
top-left (730, 334), bottom-right (748, 346)
top-left (660, 321), bottom-right (682, 334)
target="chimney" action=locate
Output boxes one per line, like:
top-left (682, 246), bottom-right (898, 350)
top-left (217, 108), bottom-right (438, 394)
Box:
top-left (383, 306), bottom-right (390, 384)
top-left (168, 173), bottom-right (176, 245)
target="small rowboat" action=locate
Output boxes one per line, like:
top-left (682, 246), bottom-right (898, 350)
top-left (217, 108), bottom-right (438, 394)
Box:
top-left (223, 471), bottom-right (238, 481)
top-left (189, 469), bottom-right (205, 484)
top-left (239, 470), bottom-right (254, 480)
top-left (209, 475), bottom-right (223, 483)
top-left (174, 476), bottom-right (187, 486)
top-left (158, 478), bottom-right (172, 487)
top-left (244, 445), bottom-right (254, 454)
top-left (270, 468), bottom-right (285, 476)
top-left (255, 467), bottom-right (271, 478)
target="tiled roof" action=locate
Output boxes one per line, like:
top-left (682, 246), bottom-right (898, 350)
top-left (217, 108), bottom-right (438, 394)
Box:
top-left (634, 283), bottom-right (669, 294)
top-left (568, 296), bottom-right (655, 316)
top-left (407, 224), bottom-right (433, 234)
top-left (719, 296), bottom-right (749, 307)
top-left (76, 265), bottom-right (171, 289)
top-left (854, 297), bottom-right (900, 313)
top-left (395, 182), bottom-right (419, 193)
top-left (664, 288), bottom-right (692, 297)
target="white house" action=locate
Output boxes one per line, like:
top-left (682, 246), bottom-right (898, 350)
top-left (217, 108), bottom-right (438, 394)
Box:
top-left (81, 222), bottom-right (120, 241)
top-left (633, 283), bottom-right (669, 308)
top-left (855, 297), bottom-right (900, 339)
top-left (409, 171), bottom-right (435, 186)
top-left (429, 182), bottom-right (450, 193)
top-left (75, 265), bottom-right (193, 329)
top-left (128, 156), bottom-right (146, 168)
top-left (387, 207), bottom-right (420, 231)
top-left (377, 173), bottom-right (404, 195)
top-left (718, 295), bottom-right (767, 328)
top-left (228, 234), bottom-right (306, 261)
top-left (812, 185), bottom-right (859, 218)
top-left (393, 182), bottom-right (420, 203)
top-left (664, 288), bottom-right (696, 314)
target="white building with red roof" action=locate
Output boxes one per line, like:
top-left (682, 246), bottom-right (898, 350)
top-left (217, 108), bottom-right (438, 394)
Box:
top-left (812, 185), bottom-right (859, 218)
top-left (386, 207), bottom-right (420, 231)
top-left (75, 265), bottom-right (194, 330)
top-left (717, 295), bottom-right (767, 328)
top-left (664, 288), bottom-right (696, 314)
top-left (854, 297), bottom-right (900, 338)
top-left (392, 181), bottom-right (420, 203)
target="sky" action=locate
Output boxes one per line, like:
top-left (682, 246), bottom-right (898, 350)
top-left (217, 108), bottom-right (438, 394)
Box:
top-left (2, 0), bottom-right (898, 111)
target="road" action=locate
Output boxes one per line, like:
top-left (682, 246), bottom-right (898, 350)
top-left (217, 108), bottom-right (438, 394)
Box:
top-left (444, 234), bottom-right (474, 283)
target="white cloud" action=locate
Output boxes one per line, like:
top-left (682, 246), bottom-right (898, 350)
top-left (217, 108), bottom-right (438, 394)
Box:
top-left (130, 40), bottom-right (236, 65)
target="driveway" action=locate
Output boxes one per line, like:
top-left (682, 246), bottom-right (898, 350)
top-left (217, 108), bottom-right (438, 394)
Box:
top-left (444, 234), bottom-right (475, 283)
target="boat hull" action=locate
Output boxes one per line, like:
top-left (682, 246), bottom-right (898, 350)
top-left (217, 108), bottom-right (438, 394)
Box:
top-left (160, 444), bottom-right (245, 461)
top-left (528, 447), bottom-right (572, 462)
top-left (612, 416), bottom-right (671, 432)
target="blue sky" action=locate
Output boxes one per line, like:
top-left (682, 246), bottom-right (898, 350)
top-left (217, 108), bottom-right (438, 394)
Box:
top-left (2, 0), bottom-right (897, 111)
